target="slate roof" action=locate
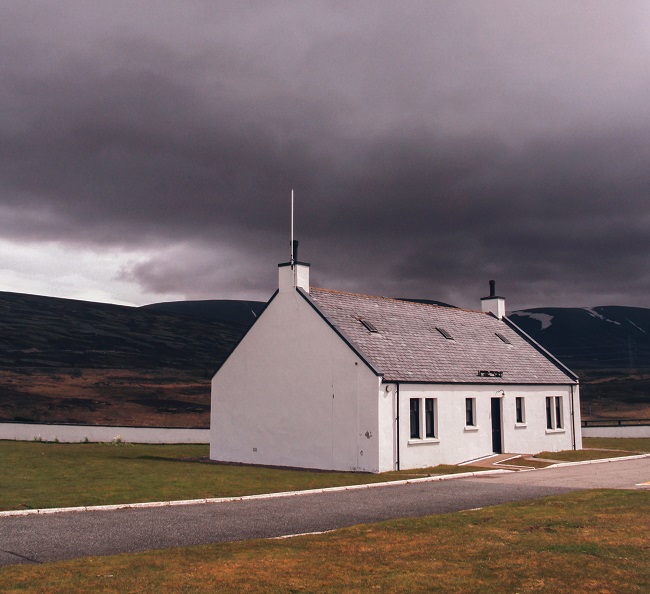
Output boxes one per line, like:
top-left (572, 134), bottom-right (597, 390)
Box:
top-left (306, 288), bottom-right (576, 385)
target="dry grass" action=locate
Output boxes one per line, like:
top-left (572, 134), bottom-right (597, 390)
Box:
top-left (0, 490), bottom-right (648, 592)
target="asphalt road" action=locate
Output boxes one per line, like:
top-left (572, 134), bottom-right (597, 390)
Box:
top-left (1, 457), bottom-right (648, 567)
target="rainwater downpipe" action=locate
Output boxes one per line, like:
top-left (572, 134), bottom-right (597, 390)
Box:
top-left (396, 382), bottom-right (401, 471)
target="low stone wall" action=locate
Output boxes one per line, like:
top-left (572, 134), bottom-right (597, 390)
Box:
top-left (0, 422), bottom-right (209, 444)
top-left (582, 425), bottom-right (650, 438)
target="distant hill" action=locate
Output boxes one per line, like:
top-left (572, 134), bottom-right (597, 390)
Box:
top-left (142, 299), bottom-right (265, 327)
top-left (0, 291), bottom-right (259, 426)
top-left (509, 305), bottom-right (650, 419)
top-left (509, 306), bottom-right (650, 372)
top-left (3, 290), bottom-right (646, 375)
top-left (0, 290), bottom-right (647, 426)
top-left (0, 291), bottom-right (249, 371)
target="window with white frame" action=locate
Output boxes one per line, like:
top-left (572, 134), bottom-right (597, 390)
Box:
top-left (410, 398), bottom-right (420, 439)
top-left (425, 398), bottom-right (436, 438)
top-left (515, 397), bottom-right (525, 424)
top-left (409, 397), bottom-right (437, 440)
top-left (546, 396), bottom-right (563, 429)
top-left (465, 397), bottom-right (476, 427)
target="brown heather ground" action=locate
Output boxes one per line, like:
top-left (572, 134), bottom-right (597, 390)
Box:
top-left (0, 368), bottom-right (649, 428)
top-left (0, 369), bottom-right (211, 427)
top-left (580, 372), bottom-right (650, 421)
top-left (582, 398), bottom-right (650, 421)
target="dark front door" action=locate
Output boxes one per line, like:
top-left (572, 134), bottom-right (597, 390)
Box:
top-left (491, 398), bottom-right (503, 454)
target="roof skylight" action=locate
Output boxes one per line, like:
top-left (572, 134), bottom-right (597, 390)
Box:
top-left (360, 319), bottom-right (379, 333)
top-left (436, 327), bottom-right (453, 340)
top-left (495, 332), bottom-right (512, 344)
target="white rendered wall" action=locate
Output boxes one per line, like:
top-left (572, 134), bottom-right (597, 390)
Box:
top-left (211, 289), bottom-right (382, 472)
top-left (0, 423), bottom-right (209, 443)
top-left (377, 383), bottom-right (397, 472)
top-left (499, 385), bottom-right (581, 454)
top-left (397, 384), bottom-right (580, 469)
top-left (582, 425), bottom-right (650, 438)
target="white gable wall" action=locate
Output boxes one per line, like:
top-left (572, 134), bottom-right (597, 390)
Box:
top-left (210, 289), bottom-right (382, 472)
top-left (395, 384), bottom-right (581, 470)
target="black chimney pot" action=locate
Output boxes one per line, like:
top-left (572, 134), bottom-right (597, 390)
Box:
top-left (292, 239), bottom-right (299, 262)
top-left (489, 280), bottom-right (496, 297)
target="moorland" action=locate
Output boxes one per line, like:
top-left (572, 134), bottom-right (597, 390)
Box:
top-left (0, 290), bottom-right (647, 427)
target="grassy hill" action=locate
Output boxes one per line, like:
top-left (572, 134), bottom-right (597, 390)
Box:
top-left (142, 299), bottom-right (265, 327)
top-left (0, 291), bottom-right (256, 370)
top-left (0, 291), bottom-right (261, 427)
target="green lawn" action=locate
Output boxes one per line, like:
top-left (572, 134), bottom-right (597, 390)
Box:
top-left (583, 436), bottom-right (650, 452)
top-left (1, 438), bottom-right (646, 512)
top-left (0, 490), bottom-right (648, 593)
top-left (0, 441), bottom-right (481, 512)
top-left (534, 437), bottom-right (650, 462)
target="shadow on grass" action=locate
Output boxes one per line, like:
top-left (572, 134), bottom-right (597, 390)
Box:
top-left (125, 455), bottom-right (199, 463)
top-left (126, 456), bottom-right (369, 474)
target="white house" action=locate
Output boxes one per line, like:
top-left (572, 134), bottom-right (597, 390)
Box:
top-left (210, 254), bottom-right (581, 473)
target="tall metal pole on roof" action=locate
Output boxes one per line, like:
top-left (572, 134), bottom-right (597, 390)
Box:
top-left (290, 189), bottom-right (294, 268)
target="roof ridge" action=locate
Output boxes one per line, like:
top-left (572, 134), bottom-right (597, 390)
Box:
top-left (310, 286), bottom-right (487, 316)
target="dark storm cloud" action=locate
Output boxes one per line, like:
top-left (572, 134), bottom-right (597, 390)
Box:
top-left (0, 1), bottom-right (649, 308)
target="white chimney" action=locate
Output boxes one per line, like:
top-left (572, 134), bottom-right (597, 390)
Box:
top-left (278, 240), bottom-right (310, 293)
top-left (481, 280), bottom-right (505, 319)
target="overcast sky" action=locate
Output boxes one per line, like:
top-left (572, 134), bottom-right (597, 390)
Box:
top-left (1, 1), bottom-right (649, 310)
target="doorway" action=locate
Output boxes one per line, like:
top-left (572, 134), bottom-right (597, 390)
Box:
top-left (491, 397), bottom-right (503, 454)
